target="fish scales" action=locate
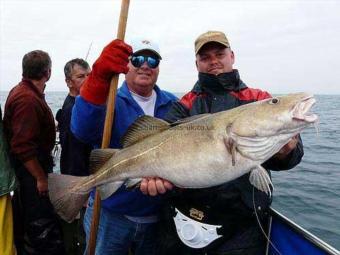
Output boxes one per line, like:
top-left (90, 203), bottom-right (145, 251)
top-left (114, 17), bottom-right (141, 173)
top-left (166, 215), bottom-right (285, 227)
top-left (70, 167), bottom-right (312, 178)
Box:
top-left (48, 92), bottom-right (318, 222)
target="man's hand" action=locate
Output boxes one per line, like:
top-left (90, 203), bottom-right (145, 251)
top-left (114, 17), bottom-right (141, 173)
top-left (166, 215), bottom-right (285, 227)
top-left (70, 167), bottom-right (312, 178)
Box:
top-left (140, 177), bottom-right (173, 196)
top-left (80, 39), bottom-right (132, 105)
top-left (274, 135), bottom-right (299, 160)
top-left (37, 177), bottom-right (48, 197)
top-left (23, 158), bottom-right (49, 197)
top-left (92, 39), bottom-right (132, 80)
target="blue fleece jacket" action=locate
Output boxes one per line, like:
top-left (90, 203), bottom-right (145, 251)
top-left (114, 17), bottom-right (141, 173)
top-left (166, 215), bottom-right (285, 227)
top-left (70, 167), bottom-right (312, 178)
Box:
top-left (71, 82), bottom-right (177, 216)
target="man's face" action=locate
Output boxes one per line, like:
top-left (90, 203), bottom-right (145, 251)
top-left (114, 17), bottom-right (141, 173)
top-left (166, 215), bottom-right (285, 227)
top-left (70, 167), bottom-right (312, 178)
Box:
top-left (125, 50), bottom-right (159, 97)
top-left (66, 64), bottom-right (90, 95)
top-left (196, 42), bottom-right (234, 75)
top-left (46, 68), bottom-right (52, 81)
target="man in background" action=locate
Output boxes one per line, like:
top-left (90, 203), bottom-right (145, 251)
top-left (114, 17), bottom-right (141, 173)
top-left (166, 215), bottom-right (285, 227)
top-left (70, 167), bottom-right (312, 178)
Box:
top-left (3, 50), bottom-right (65, 254)
top-left (56, 58), bottom-right (92, 176)
top-left (56, 58), bottom-right (92, 254)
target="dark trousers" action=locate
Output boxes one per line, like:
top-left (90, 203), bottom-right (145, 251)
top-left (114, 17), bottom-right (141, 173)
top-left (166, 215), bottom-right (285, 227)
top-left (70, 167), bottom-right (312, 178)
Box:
top-left (61, 207), bottom-right (86, 255)
top-left (13, 174), bottom-right (65, 255)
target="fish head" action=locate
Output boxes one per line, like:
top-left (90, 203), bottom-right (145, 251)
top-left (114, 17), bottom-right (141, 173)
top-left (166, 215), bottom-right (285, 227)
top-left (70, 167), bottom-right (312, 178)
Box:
top-left (225, 92), bottom-right (318, 161)
top-left (230, 92), bottom-right (318, 136)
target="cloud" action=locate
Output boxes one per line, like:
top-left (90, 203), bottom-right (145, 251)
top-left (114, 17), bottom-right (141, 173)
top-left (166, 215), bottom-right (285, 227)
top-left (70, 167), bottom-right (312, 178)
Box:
top-left (1, 0), bottom-right (340, 94)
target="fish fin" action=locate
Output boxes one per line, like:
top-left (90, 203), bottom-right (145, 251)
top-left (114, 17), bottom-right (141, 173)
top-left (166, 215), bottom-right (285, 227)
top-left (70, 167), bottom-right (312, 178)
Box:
top-left (124, 178), bottom-right (142, 190)
top-left (89, 149), bottom-right (119, 174)
top-left (97, 181), bottom-right (124, 200)
top-left (249, 166), bottom-right (273, 196)
top-left (170, 114), bottom-right (211, 126)
top-left (223, 136), bottom-right (237, 166)
top-left (48, 173), bottom-right (91, 223)
top-left (231, 143), bottom-right (237, 166)
top-left (225, 125), bottom-right (238, 166)
top-left (121, 116), bottom-right (170, 148)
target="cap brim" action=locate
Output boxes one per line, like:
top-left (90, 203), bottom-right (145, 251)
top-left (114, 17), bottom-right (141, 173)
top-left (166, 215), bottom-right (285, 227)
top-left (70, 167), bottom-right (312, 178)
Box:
top-left (195, 41), bottom-right (229, 55)
top-left (134, 49), bottom-right (162, 59)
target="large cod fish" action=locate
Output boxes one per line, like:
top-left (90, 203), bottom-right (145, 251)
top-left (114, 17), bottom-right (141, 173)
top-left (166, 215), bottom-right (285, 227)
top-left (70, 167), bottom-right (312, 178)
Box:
top-left (49, 92), bottom-right (318, 222)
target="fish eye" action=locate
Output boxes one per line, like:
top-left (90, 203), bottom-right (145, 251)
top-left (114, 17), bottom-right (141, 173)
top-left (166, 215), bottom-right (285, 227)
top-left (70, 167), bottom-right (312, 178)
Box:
top-left (269, 98), bottom-right (279, 104)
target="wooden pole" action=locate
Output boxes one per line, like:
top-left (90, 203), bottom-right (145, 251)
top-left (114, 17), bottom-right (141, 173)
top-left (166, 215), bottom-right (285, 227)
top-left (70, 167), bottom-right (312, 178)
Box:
top-left (88, 1), bottom-right (130, 254)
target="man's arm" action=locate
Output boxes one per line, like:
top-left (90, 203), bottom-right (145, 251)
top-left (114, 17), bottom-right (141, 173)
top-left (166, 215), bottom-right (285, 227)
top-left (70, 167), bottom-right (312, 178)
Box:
top-left (71, 97), bottom-right (107, 146)
top-left (23, 158), bottom-right (48, 196)
top-left (263, 135), bottom-right (304, 170)
top-left (8, 98), bottom-right (49, 195)
top-left (164, 101), bottom-right (191, 123)
top-left (71, 39), bottom-right (132, 146)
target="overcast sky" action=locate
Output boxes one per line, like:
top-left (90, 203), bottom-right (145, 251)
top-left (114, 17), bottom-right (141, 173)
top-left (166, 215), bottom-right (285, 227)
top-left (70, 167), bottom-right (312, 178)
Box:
top-left (1, 0), bottom-right (340, 94)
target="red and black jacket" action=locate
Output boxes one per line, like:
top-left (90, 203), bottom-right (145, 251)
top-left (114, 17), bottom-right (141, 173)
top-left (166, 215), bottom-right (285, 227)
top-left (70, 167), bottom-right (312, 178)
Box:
top-left (162, 70), bottom-right (304, 253)
top-left (165, 70), bottom-right (271, 120)
top-left (3, 79), bottom-right (56, 177)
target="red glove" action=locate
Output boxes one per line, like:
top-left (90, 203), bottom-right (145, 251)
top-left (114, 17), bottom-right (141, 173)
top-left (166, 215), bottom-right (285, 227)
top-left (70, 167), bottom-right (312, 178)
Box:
top-left (81, 39), bottom-right (132, 105)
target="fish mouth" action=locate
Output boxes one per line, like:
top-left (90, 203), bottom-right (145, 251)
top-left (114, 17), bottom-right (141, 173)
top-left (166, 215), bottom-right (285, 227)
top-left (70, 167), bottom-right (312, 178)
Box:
top-left (292, 95), bottom-right (318, 123)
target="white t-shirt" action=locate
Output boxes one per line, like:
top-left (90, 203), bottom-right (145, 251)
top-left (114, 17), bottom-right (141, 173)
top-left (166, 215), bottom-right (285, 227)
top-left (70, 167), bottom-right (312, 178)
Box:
top-left (127, 89), bottom-right (158, 223)
top-left (130, 89), bottom-right (157, 116)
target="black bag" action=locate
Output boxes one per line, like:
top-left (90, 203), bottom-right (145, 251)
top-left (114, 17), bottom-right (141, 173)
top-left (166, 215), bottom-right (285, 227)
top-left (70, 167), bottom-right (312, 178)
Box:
top-left (12, 172), bottom-right (65, 255)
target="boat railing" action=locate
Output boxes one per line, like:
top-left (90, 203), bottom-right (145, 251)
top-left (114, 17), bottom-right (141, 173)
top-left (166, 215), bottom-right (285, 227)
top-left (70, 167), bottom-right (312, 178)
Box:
top-left (266, 207), bottom-right (339, 255)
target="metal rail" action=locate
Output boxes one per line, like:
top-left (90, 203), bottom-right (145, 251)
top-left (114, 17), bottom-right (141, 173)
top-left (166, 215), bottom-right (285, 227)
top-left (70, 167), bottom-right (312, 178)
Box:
top-left (268, 207), bottom-right (339, 255)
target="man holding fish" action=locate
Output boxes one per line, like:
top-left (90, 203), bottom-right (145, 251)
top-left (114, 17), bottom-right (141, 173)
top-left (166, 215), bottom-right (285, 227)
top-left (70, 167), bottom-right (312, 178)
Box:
top-left (153, 31), bottom-right (305, 255)
top-left (49, 32), bottom-right (317, 255)
top-left (70, 38), bottom-right (177, 254)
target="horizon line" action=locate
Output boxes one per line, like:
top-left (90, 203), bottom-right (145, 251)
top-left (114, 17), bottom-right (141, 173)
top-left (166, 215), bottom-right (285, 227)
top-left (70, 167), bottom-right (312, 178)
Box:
top-left (1, 91), bottom-right (340, 96)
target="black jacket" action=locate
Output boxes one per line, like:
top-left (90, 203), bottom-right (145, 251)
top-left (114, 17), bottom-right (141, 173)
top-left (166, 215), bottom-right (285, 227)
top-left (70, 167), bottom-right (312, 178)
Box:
top-left (56, 95), bottom-right (92, 176)
top-left (160, 70), bottom-right (304, 255)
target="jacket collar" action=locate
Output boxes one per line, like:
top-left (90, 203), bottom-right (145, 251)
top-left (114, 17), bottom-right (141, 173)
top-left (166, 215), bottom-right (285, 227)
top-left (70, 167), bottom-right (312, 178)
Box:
top-left (192, 69), bottom-right (247, 94)
top-left (118, 81), bottom-right (172, 106)
top-left (21, 78), bottom-right (45, 98)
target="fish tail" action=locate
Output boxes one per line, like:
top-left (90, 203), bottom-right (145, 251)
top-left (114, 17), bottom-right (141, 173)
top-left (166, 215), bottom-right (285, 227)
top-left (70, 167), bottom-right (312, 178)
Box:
top-left (48, 173), bottom-right (91, 223)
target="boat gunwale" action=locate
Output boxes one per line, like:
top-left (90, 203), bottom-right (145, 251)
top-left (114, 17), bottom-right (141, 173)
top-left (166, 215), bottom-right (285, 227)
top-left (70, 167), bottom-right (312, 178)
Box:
top-left (268, 207), bottom-right (339, 255)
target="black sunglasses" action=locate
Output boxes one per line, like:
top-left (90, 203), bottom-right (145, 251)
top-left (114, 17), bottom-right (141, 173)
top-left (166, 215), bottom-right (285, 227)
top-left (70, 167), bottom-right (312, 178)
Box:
top-left (130, 55), bottom-right (160, 69)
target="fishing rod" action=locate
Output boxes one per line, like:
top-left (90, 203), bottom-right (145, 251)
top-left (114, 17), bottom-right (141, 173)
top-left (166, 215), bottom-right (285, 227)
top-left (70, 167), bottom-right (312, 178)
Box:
top-left (85, 42), bottom-right (93, 61)
top-left (88, 1), bottom-right (130, 254)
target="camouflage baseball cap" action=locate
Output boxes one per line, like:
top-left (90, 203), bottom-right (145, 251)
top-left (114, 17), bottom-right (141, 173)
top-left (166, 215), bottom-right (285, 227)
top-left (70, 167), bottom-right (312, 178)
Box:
top-left (194, 31), bottom-right (230, 55)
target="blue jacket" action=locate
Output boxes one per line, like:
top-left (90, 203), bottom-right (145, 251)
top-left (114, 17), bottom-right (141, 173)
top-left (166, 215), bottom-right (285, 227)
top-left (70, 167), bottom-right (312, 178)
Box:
top-left (71, 81), bottom-right (177, 216)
